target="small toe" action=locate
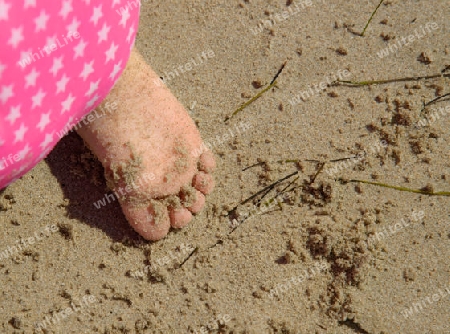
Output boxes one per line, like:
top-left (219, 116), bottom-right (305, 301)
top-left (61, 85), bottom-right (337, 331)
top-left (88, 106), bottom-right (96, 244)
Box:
top-left (169, 207), bottom-right (193, 228)
top-left (121, 201), bottom-right (170, 241)
top-left (193, 171), bottom-right (215, 194)
top-left (188, 190), bottom-right (205, 214)
top-left (198, 150), bottom-right (216, 173)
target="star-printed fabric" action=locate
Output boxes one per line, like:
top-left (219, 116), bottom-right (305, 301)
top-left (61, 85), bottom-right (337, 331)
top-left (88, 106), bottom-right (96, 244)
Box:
top-left (0, 0), bottom-right (140, 188)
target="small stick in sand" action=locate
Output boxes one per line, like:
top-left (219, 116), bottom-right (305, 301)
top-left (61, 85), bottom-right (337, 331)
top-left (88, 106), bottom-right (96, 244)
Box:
top-left (360, 0), bottom-right (385, 36)
top-left (339, 178), bottom-right (450, 196)
top-left (332, 72), bottom-right (449, 86)
top-left (420, 92), bottom-right (450, 113)
top-left (225, 62), bottom-right (287, 122)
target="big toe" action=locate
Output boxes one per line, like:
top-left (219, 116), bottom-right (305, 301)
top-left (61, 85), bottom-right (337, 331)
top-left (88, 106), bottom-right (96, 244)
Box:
top-left (121, 200), bottom-right (170, 241)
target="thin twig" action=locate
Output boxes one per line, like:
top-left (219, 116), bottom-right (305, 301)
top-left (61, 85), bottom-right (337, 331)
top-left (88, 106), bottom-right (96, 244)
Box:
top-left (310, 162), bottom-right (325, 184)
top-left (361, 0), bottom-right (385, 36)
top-left (255, 175), bottom-right (299, 208)
top-left (420, 92), bottom-right (450, 112)
top-left (242, 161), bottom-right (265, 171)
top-left (225, 82), bottom-right (277, 122)
top-left (340, 178), bottom-right (450, 196)
top-left (270, 61), bottom-right (287, 85)
top-left (178, 247), bottom-right (198, 268)
top-left (228, 172), bottom-right (300, 234)
top-left (231, 170), bottom-right (299, 211)
top-left (333, 73), bottom-right (449, 86)
top-left (225, 62), bottom-right (287, 122)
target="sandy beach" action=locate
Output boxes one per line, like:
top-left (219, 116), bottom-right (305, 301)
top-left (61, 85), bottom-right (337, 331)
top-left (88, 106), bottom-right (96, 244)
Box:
top-left (1, 0), bottom-right (449, 333)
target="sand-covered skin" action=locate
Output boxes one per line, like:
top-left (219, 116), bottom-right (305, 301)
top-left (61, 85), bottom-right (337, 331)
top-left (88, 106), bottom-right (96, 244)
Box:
top-left (1, 0), bottom-right (449, 333)
top-left (76, 48), bottom-right (215, 240)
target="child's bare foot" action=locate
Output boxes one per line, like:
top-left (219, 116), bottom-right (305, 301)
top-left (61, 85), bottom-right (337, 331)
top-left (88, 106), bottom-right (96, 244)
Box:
top-left (76, 48), bottom-right (215, 241)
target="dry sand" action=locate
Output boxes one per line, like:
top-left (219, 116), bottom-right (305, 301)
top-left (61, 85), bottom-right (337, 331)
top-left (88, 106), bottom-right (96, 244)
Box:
top-left (1, 0), bottom-right (449, 333)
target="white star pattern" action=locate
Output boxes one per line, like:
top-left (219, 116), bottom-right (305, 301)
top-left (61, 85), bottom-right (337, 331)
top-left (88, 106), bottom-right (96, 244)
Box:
top-left (0, 84), bottom-right (14, 104)
top-left (0, 0), bottom-right (11, 21)
top-left (14, 123), bottom-right (28, 143)
top-left (9, 168), bottom-right (21, 179)
top-left (34, 10), bottom-right (50, 32)
top-left (90, 5), bottom-right (102, 25)
top-left (12, 162), bottom-right (30, 177)
top-left (105, 42), bottom-right (118, 62)
top-left (85, 94), bottom-right (99, 109)
top-left (37, 147), bottom-right (52, 161)
top-left (19, 49), bottom-right (32, 59)
top-left (79, 61), bottom-right (94, 80)
top-left (109, 61), bottom-right (122, 81)
top-left (126, 26), bottom-right (135, 43)
top-left (25, 68), bottom-right (40, 88)
top-left (73, 39), bottom-right (87, 59)
top-left (56, 74), bottom-right (70, 94)
top-left (65, 116), bottom-right (74, 128)
top-left (85, 79), bottom-right (100, 96)
top-left (0, 1), bottom-right (141, 187)
top-left (18, 49), bottom-right (32, 68)
top-left (37, 112), bottom-right (51, 132)
top-left (67, 17), bottom-right (80, 34)
top-left (8, 26), bottom-right (24, 48)
top-left (18, 56), bottom-right (32, 69)
top-left (31, 89), bottom-right (46, 109)
top-left (24, 0), bottom-right (36, 9)
top-left (44, 34), bottom-right (57, 50)
top-left (50, 56), bottom-right (64, 77)
top-left (59, 0), bottom-right (72, 20)
top-left (18, 144), bottom-right (31, 160)
top-left (61, 93), bottom-right (75, 113)
top-left (0, 62), bottom-right (5, 78)
top-left (119, 7), bottom-right (130, 27)
top-left (6, 105), bottom-right (21, 124)
top-left (40, 133), bottom-right (54, 150)
top-left (98, 22), bottom-right (110, 43)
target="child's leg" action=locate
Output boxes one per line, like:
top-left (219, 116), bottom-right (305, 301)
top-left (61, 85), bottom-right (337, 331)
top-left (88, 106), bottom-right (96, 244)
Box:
top-left (0, 2), bottom-right (215, 240)
top-left (1, 1), bottom-right (138, 188)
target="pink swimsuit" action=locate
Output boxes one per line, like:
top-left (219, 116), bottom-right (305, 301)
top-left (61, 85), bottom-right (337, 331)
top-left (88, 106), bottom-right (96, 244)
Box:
top-left (0, 0), bottom-right (140, 189)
